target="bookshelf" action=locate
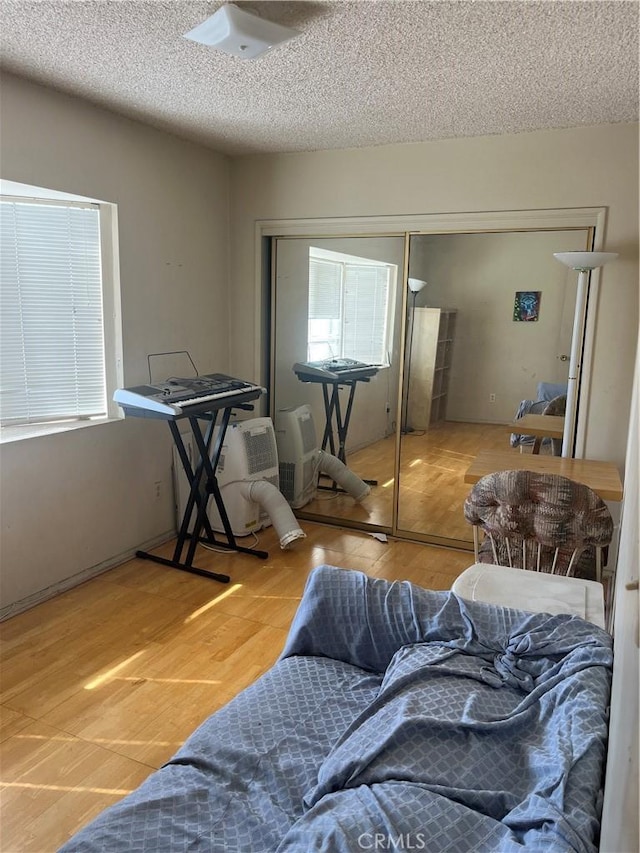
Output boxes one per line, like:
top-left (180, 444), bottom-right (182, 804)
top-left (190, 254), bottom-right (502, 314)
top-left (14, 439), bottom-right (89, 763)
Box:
top-left (406, 307), bottom-right (457, 429)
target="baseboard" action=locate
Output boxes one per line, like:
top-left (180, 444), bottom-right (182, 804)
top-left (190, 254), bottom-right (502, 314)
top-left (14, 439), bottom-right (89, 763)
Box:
top-left (0, 530), bottom-right (176, 622)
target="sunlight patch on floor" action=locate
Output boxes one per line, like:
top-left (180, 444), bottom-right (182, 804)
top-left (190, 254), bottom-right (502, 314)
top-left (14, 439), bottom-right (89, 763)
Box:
top-left (14, 733), bottom-right (180, 748)
top-left (116, 676), bottom-right (221, 685)
top-left (185, 583), bottom-right (243, 622)
top-left (84, 650), bottom-right (146, 690)
top-left (0, 781), bottom-right (132, 795)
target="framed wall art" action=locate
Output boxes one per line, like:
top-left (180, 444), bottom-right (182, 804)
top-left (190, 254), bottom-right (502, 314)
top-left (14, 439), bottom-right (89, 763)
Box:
top-left (513, 291), bottom-right (541, 322)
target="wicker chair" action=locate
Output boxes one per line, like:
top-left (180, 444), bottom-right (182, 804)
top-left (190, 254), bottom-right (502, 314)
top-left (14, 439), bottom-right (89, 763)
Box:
top-left (463, 469), bottom-right (613, 582)
top-left (532, 394), bottom-right (567, 456)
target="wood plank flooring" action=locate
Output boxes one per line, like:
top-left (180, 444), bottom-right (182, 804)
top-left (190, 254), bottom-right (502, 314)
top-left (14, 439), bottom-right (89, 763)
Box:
top-left (302, 420), bottom-right (510, 540)
top-left (0, 525), bottom-right (473, 852)
top-left (397, 421), bottom-right (511, 539)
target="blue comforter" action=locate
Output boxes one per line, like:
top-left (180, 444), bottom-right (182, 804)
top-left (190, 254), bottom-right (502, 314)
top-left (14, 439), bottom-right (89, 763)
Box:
top-left (59, 565), bottom-right (612, 853)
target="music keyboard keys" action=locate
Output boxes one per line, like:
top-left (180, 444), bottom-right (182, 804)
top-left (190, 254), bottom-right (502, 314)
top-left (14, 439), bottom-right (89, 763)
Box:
top-left (114, 374), bottom-right (265, 417)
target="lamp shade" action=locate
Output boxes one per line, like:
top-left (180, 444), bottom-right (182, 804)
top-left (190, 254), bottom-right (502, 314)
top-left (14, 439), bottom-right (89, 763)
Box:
top-left (184, 3), bottom-right (299, 60)
top-left (408, 278), bottom-right (427, 293)
top-left (553, 251), bottom-right (618, 271)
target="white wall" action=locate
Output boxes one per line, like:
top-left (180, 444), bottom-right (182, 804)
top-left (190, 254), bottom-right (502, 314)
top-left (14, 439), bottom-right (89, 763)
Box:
top-left (229, 123), bottom-right (639, 472)
top-left (409, 231), bottom-right (589, 423)
top-left (0, 73), bottom-right (231, 611)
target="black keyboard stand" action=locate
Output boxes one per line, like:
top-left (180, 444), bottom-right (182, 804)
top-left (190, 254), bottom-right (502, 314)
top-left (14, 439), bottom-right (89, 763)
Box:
top-left (130, 389), bottom-right (268, 584)
top-left (295, 375), bottom-right (378, 492)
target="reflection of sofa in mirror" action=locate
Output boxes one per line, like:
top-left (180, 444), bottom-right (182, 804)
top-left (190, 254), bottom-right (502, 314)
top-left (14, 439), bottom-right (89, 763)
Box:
top-left (531, 394), bottom-right (567, 455)
top-left (510, 381), bottom-right (568, 452)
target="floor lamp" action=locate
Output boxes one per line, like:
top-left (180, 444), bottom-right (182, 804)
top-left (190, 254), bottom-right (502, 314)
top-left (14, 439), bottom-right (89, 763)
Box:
top-left (553, 251), bottom-right (618, 458)
top-left (401, 278), bottom-right (427, 434)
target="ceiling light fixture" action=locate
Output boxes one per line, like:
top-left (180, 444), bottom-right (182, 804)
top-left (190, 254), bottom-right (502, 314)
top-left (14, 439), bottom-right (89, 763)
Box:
top-left (184, 3), bottom-right (300, 60)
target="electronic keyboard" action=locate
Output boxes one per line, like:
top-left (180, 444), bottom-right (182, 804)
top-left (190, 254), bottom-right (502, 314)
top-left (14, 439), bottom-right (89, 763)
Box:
top-left (293, 358), bottom-right (378, 382)
top-left (114, 373), bottom-right (264, 417)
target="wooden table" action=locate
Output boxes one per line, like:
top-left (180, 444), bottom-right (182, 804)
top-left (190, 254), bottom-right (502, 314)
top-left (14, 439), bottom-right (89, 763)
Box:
top-left (506, 414), bottom-right (565, 439)
top-left (464, 448), bottom-right (623, 501)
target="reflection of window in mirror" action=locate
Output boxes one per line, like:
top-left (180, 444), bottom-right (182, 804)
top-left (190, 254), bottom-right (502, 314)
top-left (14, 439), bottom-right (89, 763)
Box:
top-left (308, 247), bottom-right (397, 365)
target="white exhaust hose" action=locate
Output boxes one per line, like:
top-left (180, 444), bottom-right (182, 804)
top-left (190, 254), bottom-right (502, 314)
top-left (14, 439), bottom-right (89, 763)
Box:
top-left (317, 450), bottom-right (371, 502)
top-left (238, 480), bottom-right (306, 549)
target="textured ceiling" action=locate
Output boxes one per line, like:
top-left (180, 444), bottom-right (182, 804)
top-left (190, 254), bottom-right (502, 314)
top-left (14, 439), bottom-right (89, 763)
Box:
top-left (0, 1), bottom-right (638, 157)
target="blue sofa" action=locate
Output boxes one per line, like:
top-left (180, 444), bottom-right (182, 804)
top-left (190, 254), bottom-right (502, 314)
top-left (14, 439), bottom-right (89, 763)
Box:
top-left (59, 564), bottom-right (612, 853)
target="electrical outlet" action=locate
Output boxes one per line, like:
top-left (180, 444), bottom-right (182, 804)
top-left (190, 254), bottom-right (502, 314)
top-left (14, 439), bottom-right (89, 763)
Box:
top-left (489, 393), bottom-right (496, 403)
top-left (154, 481), bottom-right (162, 498)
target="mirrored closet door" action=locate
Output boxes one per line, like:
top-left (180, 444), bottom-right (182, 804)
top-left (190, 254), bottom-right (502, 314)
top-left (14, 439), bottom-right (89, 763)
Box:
top-left (397, 228), bottom-right (590, 547)
top-left (271, 235), bottom-right (406, 531)
top-left (267, 218), bottom-right (594, 548)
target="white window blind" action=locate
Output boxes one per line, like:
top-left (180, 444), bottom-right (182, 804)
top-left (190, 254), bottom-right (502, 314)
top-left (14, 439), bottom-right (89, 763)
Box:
top-left (308, 255), bottom-right (392, 365)
top-left (343, 265), bottom-right (390, 364)
top-left (0, 198), bottom-right (107, 425)
top-left (308, 259), bottom-right (341, 320)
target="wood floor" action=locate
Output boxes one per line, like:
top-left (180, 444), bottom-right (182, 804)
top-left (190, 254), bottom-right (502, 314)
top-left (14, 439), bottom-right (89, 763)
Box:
top-left (0, 525), bottom-right (474, 853)
top-left (302, 420), bottom-right (510, 540)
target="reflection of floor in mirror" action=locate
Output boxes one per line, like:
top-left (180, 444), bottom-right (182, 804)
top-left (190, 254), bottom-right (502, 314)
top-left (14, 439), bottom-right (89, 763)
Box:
top-left (301, 421), bottom-right (510, 540)
top-left (397, 421), bottom-right (507, 541)
top-left (304, 422), bottom-right (536, 542)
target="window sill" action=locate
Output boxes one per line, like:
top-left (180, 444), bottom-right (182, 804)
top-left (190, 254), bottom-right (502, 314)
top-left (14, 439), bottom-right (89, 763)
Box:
top-left (1, 418), bottom-right (117, 444)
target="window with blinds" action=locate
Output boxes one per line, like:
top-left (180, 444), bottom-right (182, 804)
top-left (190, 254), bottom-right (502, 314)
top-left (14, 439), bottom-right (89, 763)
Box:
top-left (308, 254), bottom-right (393, 364)
top-left (0, 198), bottom-right (107, 426)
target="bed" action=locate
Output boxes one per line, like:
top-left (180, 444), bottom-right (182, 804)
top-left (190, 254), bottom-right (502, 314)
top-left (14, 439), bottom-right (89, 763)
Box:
top-left (58, 564), bottom-right (613, 853)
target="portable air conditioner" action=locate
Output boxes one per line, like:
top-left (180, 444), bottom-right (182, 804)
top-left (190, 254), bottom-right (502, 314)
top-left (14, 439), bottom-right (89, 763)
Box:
top-left (275, 404), bottom-right (319, 508)
top-left (173, 417), bottom-right (279, 538)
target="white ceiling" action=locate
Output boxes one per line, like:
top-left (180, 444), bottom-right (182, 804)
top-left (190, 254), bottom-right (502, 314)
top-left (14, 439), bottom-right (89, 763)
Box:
top-left (0, 1), bottom-right (638, 157)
